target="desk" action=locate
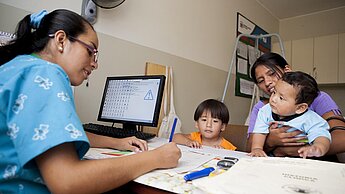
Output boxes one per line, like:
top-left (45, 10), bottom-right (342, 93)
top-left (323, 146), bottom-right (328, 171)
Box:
top-left (86, 138), bottom-right (345, 194)
top-left (85, 137), bottom-right (249, 193)
top-left (103, 181), bottom-right (173, 194)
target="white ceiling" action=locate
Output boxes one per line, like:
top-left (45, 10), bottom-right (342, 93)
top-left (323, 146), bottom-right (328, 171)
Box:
top-left (256, 0), bottom-right (345, 20)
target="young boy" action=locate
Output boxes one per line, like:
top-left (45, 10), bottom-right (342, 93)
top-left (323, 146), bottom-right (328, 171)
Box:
top-left (249, 71), bottom-right (331, 158)
top-left (173, 99), bottom-right (236, 150)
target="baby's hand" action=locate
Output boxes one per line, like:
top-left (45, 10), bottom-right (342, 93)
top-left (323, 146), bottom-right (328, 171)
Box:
top-left (248, 148), bottom-right (267, 157)
top-left (298, 145), bottom-right (323, 158)
top-left (187, 140), bottom-right (202, 148)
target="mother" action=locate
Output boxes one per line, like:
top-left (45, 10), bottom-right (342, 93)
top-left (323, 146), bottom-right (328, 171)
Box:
top-left (246, 52), bottom-right (345, 161)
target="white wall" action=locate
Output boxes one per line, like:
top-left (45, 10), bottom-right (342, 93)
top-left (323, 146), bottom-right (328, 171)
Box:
top-left (0, 0), bottom-right (278, 71)
top-left (279, 6), bottom-right (345, 41)
top-left (0, 0), bottom-right (278, 131)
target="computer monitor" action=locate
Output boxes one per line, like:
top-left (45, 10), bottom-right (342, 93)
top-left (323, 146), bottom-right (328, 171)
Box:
top-left (97, 75), bottom-right (165, 130)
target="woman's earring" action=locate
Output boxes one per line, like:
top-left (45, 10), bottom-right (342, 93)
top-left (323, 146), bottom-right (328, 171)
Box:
top-left (86, 77), bottom-right (89, 87)
top-left (58, 46), bottom-right (63, 52)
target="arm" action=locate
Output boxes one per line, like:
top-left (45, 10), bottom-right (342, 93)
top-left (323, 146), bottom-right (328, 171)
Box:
top-left (264, 122), bottom-right (306, 156)
top-left (298, 136), bottom-right (331, 158)
top-left (274, 111), bottom-right (345, 157)
top-left (248, 133), bottom-right (267, 157)
top-left (172, 133), bottom-right (201, 148)
top-left (310, 91), bottom-right (345, 155)
top-left (86, 132), bottom-right (148, 152)
top-left (36, 142), bottom-right (181, 193)
top-left (322, 111), bottom-right (345, 155)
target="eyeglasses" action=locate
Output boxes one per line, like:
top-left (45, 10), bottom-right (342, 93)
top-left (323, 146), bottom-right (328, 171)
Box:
top-left (48, 34), bottom-right (99, 63)
top-left (69, 36), bottom-right (99, 63)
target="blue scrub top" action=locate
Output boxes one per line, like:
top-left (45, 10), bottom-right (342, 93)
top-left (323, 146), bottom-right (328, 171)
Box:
top-left (0, 55), bottom-right (90, 193)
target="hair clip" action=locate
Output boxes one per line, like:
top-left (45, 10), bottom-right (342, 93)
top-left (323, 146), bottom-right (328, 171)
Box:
top-left (30, 10), bottom-right (48, 29)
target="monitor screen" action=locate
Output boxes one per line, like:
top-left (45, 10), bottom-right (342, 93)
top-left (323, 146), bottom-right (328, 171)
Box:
top-left (97, 75), bottom-right (165, 128)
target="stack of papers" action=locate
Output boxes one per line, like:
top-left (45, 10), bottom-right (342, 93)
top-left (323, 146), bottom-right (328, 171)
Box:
top-left (193, 157), bottom-right (345, 194)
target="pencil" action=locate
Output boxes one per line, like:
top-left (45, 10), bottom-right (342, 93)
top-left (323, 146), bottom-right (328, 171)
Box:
top-left (169, 117), bottom-right (178, 142)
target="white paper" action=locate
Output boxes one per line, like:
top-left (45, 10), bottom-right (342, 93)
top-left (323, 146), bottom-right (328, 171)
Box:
top-left (156, 145), bottom-right (250, 175)
top-left (193, 157), bottom-right (345, 194)
top-left (134, 144), bottom-right (249, 193)
top-left (239, 78), bottom-right (255, 95)
top-left (237, 41), bottom-right (248, 58)
top-left (171, 148), bottom-right (215, 174)
top-left (237, 57), bottom-right (248, 75)
top-left (153, 144), bottom-right (215, 175)
top-left (85, 138), bottom-right (215, 175)
top-left (248, 45), bottom-right (259, 66)
top-left (186, 146), bottom-right (249, 159)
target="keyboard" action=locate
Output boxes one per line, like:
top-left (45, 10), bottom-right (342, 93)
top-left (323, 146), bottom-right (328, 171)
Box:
top-left (83, 123), bottom-right (156, 140)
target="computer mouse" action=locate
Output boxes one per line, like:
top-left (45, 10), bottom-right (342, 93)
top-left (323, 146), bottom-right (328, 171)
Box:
top-left (217, 159), bottom-right (235, 169)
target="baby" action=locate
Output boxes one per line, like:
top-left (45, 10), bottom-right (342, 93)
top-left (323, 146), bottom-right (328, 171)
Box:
top-left (249, 71), bottom-right (331, 158)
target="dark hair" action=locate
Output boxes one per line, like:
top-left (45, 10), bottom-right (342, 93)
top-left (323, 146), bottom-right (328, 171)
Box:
top-left (250, 52), bottom-right (288, 84)
top-left (0, 9), bottom-right (94, 65)
top-left (194, 99), bottom-right (229, 124)
top-left (282, 71), bottom-right (319, 105)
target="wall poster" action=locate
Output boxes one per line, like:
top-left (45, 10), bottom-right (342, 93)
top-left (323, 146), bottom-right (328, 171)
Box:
top-left (235, 13), bottom-right (271, 98)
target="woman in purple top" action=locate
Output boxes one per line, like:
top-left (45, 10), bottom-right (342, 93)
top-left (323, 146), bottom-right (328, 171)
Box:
top-left (246, 52), bottom-right (345, 161)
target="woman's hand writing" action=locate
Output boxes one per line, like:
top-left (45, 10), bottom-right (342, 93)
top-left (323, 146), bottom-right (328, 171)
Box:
top-left (152, 142), bottom-right (181, 169)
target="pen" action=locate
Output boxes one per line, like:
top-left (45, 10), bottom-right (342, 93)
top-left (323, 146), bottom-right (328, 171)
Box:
top-left (168, 117), bottom-right (178, 142)
top-left (184, 167), bottom-right (215, 181)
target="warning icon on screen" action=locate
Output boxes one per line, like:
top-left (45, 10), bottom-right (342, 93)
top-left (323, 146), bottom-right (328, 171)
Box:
top-left (144, 90), bottom-right (154, 100)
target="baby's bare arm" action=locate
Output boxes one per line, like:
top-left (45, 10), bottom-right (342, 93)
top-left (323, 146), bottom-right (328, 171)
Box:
top-left (248, 133), bottom-right (268, 157)
top-left (298, 137), bottom-right (331, 158)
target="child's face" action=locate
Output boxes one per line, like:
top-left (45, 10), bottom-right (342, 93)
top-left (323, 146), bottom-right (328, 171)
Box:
top-left (195, 111), bottom-right (225, 140)
top-left (269, 79), bottom-right (299, 117)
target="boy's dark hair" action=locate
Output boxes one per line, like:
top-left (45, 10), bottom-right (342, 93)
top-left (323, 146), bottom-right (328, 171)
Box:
top-left (0, 9), bottom-right (93, 65)
top-left (194, 99), bottom-right (229, 124)
top-left (282, 71), bottom-right (319, 105)
top-left (250, 52), bottom-right (288, 84)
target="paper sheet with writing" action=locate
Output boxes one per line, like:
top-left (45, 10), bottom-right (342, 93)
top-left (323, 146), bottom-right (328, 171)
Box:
top-left (193, 157), bottom-right (345, 194)
top-left (156, 147), bottom-right (215, 175)
top-left (84, 138), bottom-right (217, 175)
top-left (186, 145), bottom-right (249, 159)
top-left (148, 138), bottom-right (216, 175)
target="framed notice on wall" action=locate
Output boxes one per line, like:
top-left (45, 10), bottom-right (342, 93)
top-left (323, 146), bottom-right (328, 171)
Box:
top-left (235, 13), bottom-right (271, 98)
